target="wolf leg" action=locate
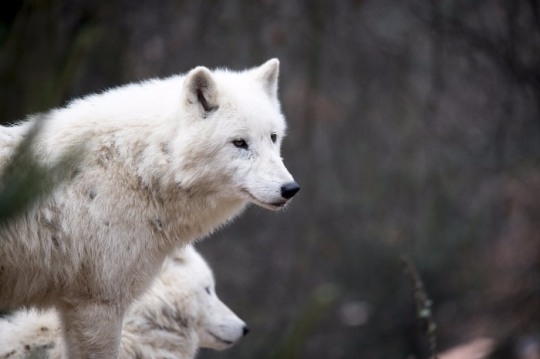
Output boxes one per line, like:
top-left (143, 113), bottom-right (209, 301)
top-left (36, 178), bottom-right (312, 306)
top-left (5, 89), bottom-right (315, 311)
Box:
top-left (58, 301), bottom-right (124, 359)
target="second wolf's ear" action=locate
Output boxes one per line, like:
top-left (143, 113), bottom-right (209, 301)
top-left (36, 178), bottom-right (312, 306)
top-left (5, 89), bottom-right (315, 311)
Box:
top-left (255, 58), bottom-right (280, 99)
top-left (184, 66), bottom-right (218, 117)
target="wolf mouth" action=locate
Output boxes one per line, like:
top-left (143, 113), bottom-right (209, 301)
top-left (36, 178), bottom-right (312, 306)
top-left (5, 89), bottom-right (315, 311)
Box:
top-left (269, 200), bottom-right (287, 208)
top-left (207, 330), bottom-right (234, 346)
top-left (240, 189), bottom-right (287, 210)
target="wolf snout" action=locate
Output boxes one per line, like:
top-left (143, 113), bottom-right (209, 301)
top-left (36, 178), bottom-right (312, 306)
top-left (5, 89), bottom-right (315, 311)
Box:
top-left (281, 181), bottom-right (300, 199)
top-left (242, 325), bottom-right (250, 336)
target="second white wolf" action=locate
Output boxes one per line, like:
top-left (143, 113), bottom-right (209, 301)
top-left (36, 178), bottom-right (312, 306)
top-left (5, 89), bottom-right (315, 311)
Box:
top-left (0, 246), bottom-right (247, 359)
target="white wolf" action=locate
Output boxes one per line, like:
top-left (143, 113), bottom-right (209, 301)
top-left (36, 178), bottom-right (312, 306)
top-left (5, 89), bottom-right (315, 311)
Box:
top-left (0, 59), bottom-right (299, 358)
top-left (0, 246), bottom-right (248, 359)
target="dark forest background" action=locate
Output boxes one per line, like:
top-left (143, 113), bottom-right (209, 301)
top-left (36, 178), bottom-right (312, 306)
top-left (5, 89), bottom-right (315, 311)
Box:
top-left (1, 1), bottom-right (539, 358)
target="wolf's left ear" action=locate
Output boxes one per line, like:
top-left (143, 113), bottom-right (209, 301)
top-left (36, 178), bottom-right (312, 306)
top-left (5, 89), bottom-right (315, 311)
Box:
top-left (255, 58), bottom-right (280, 99)
top-left (184, 66), bottom-right (219, 117)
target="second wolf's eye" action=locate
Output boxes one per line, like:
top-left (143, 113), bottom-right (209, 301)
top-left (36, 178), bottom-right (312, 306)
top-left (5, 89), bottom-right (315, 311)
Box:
top-left (270, 133), bottom-right (277, 143)
top-left (205, 287), bottom-right (211, 295)
top-left (232, 139), bottom-right (248, 149)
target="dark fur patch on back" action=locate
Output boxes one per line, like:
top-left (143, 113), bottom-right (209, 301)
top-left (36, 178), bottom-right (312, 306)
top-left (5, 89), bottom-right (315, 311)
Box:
top-left (150, 218), bottom-right (165, 232)
top-left (3, 350), bottom-right (16, 357)
top-left (160, 142), bottom-right (170, 155)
top-left (70, 168), bottom-right (81, 179)
top-left (96, 142), bottom-right (116, 168)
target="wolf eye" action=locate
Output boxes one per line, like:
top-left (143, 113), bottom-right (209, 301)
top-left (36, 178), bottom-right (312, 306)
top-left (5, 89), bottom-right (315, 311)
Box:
top-left (232, 139), bottom-right (248, 149)
top-left (205, 287), bottom-right (211, 295)
top-left (270, 134), bottom-right (277, 143)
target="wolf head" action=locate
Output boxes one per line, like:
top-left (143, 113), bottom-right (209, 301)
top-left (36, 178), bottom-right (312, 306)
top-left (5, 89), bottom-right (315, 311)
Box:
top-left (175, 59), bottom-right (299, 211)
top-left (168, 246), bottom-right (248, 351)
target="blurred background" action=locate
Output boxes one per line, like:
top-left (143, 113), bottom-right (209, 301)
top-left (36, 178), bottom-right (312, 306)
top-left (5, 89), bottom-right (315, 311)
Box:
top-left (1, 0), bottom-right (539, 358)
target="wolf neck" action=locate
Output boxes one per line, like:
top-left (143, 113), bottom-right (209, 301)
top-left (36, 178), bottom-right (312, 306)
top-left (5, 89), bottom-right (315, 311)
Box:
top-left (107, 129), bottom-right (248, 246)
top-left (160, 189), bottom-right (247, 245)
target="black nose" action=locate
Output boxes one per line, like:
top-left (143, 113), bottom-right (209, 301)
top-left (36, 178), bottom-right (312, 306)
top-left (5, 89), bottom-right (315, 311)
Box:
top-left (281, 181), bottom-right (300, 199)
top-left (243, 326), bottom-right (250, 336)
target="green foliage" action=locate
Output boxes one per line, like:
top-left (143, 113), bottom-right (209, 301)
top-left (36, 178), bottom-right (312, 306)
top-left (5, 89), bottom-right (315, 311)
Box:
top-left (0, 120), bottom-right (82, 224)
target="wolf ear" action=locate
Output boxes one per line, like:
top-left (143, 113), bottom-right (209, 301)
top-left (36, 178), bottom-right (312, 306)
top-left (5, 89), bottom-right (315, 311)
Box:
top-left (184, 66), bottom-right (219, 117)
top-left (255, 58), bottom-right (280, 99)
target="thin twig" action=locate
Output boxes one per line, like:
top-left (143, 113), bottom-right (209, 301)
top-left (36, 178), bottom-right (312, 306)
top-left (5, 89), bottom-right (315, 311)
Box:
top-left (401, 254), bottom-right (439, 359)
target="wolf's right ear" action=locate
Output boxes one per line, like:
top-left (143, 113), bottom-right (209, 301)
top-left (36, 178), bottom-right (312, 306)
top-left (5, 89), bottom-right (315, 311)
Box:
top-left (184, 66), bottom-right (218, 117)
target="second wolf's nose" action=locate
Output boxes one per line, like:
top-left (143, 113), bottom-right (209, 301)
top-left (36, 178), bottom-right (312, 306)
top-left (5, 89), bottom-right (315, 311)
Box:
top-left (281, 181), bottom-right (300, 199)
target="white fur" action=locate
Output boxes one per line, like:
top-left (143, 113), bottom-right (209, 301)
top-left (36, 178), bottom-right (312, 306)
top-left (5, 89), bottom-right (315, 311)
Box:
top-left (0, 59), bottom-right (297, 358)
top-left (0, 246), bottom-right (247, 359)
